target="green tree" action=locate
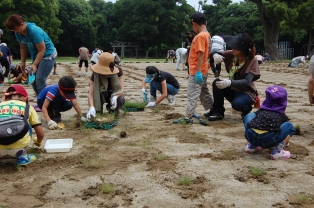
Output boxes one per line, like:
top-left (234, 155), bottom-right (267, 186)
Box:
top-left (56, 0), bottom-right (96, 56)
top-left (248, 0), bottom-right (304, 59)
top-left (0, 0), bottom-right (61, 57)
top-left (114, 0), bottom-right (193, 57)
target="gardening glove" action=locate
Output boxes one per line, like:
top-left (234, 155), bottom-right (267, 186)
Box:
top-left (8, 79), bottom-right (13, 84)
top-left (86, 106), bottom-right (96, 119)
top-left (48, 120), bottom-right (58, 130)
top-left (146, 102), bottom-right (156, 107)
top-left (33, 137), bottom-right (42, 147)
top-left (110, 96), bottom-right (118, 110)
top-left (195, 71), bottom-right (203, 84)
top-left (213, 53), bottom-right (224, 65)
top-left (141, 88), bottom-right (148, 95)
top-left (80, 116), bottom-right (89, 122)
top-left (216, 79), bottom-right (231, 89)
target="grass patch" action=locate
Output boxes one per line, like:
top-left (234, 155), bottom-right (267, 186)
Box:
top-left (123, 101), bottom-right (147, 108)
top-left (153, 108), bottom-right (160, 113)
top-left (92, 112), bottom-right (116, 124)
top-left (294, 124), bottom-right (301, 135)
top-left (290, 192), bottom-right (314, 204)
top-left (177, 176), bottom-right (191, 186)
top-left (0, 203), bottom-right (8, 208)
top-left (250, 166), bottom-right (264, 177)
top-left (27, 147), bottom-right (41, 156)
top-left (102, 183), bottom-right (115, 194)
top-left (156, 153), bottom-right (168, 160)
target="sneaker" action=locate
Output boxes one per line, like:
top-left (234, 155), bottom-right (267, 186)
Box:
top-left (149, 96), bottom-right (157, 102)
top-left (33, 105), bottom-right (42, 112)
top-left (85, 73), bottom-right (89, 77)
top-left (16, 154), bottom-right (36, 165)
top-left (173, 116), bottom-right (193, 124)
top-left (245, 144), bottom-right (262, 153)
top-left (167, 94), bottom-right (176, 106)
top-left (77, 72), bottom-right (81, 77)
top-left (208, 114), bottom-right (223, 121)
top-left (203, 109), bottom-right (214, 117)
top-left (270, 150), bottom-right (291, 160)
top-left (53, 71), bottom-right (58, 75)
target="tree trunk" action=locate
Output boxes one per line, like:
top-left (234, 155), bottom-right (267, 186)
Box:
top-left (252, 0), bottom-right (281, 60)
top-left (307, 29), bottom-right (312, 56)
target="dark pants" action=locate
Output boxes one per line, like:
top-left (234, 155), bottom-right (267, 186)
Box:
top-left (210, 53), bottom-right (221, 76)
top-left (37, 96), bottom-right (73, 118)
top-left (100, 90), bottom-right (125, 116)
top-left (212, 78), bottom-right (253, 117)
top-left (0, 57), bottom-right (10, 77)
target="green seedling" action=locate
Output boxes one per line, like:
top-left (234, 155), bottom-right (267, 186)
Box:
top-left (123, 101), bottom-right (147, 108)
top-left (178, 176), bottom-right (191, 186)
top-left (291, 193), bottom-right (313, 204)
top-left (156, 153), bottom-right (168, 160)
top-left (0, 203), bottom-right (8, 208)
top-left (154, 108), bottom-right (160, 113)
top-left (250, 166), bottom-right (264, 176)
top-left (102, 183), bottom-right (115, 194)
top-left (294, 124), bottom-right (301, 135)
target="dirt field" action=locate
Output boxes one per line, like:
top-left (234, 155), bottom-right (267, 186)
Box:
top-left (1, 61), bottom-right (314, 208)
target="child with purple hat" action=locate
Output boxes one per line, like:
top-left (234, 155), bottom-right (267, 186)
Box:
top-left (243, 85), bottom-right (296, 160)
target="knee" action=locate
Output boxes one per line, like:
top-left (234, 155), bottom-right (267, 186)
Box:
top-left (212, 78), bottom-right (220, 87)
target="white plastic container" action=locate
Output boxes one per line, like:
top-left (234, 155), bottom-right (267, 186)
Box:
top-left (44, 139), bottom-right (73, 153)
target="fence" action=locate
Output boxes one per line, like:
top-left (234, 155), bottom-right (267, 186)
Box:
top-left (278, 41), bottom-right (294, 60)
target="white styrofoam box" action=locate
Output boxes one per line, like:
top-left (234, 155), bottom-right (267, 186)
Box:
top-left (44, 138), bottom-right (73, 153)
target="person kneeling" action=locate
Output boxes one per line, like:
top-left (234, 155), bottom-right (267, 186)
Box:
top-left (37, 76), bottom-right (88, 130)
top-left (243, 85), bottom-right (296, 160)
top-left (142, 66), bottom-right (180, 107)
top-left (87, 52), bottom-right (124, 119)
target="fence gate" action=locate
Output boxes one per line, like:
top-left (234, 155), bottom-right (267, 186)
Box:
top-left (278, 41), bottom-right (294, 60)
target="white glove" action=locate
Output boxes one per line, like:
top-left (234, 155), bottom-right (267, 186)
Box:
top-left (216, 79), bottom-right (231, 89)
top-left (146, 102), bottom-right (156, 107)
top-left (111, 96), bottom-right (118, 110)
top-left (86, 106), bottom-right (96, 119)
top-left (48, 120), bottom-right (58, 130)
top-left (80, 116), bottom-right (89, 122)
top-left (213, 53), bottom-right (224, 65)
top-left (141, 88), bottom-right (148, 94)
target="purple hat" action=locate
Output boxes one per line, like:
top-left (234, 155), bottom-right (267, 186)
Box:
top-left (260, 85), bottom-right (287, 114)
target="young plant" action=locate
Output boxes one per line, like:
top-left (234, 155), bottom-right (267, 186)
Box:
top-left (123, 101), bottom-right (147, 108)
top-left (250, 166), bottom-right (264, 177)
top-left (102, 183), bottom-right (115, 194)
top-left (156, 153), bottom-right (168, 160)
top-left (153, 108), bottom-right (160, 113)
top-left (177, 176), bottom-right (191, 186)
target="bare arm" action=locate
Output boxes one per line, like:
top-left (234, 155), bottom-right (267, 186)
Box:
top-left (19, 42), bottom-right (28, 70)
top-left (142, 79), bottom-right (146, 89)
top-left (155, 80), bottom-right (167, 105)
top-left (308, 75), bottom-right (314, 104)
top-left (119, 75), bottom-right (125, 94)
top-left (71, 99), bottom-right (84, 117)
top-left (197, 51), bottom-right (204, 72)
top-left (34, 125), bottom-right (44, 144)
top-left (88, 80), bottom-right (95, 107)
top-left (42, 98), bottom-right (52, 122)
top-left (32, 41), bottom-right (46, 73)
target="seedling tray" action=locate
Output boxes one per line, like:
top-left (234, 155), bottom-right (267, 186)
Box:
top-left (123, 107), bottom-right (145, 112)
top-left (85, 120), bottom-right (118, 130)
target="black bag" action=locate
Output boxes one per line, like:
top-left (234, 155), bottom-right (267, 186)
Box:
top-left (0, 103), bottom-right (30, 145)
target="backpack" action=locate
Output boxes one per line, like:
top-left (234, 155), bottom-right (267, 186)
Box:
top-left (0, 103), bottom-right (30, 145)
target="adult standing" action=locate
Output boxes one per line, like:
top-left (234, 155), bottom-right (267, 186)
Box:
top-left (78, 46), bottom-right (90, 77)
top-left (184, 30), bottom-right (197, 73)
top-left (0, 43), bottom-right (12, 77)
top-left (207, 33), bottom-right (260, 121)
top-left (5, 15), bottom-right (57, 100)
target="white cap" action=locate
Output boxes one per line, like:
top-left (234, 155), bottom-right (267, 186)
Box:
top-left (0, 43), bottom-right (7, 47)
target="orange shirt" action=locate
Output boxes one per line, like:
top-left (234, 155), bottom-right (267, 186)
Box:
top-left (188, 31), bottom-right (211, 75)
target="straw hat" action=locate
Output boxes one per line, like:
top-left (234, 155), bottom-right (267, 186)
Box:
top-left (91, 52), bottom-right (119, 75)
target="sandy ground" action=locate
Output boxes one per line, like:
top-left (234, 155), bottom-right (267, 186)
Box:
top-left (0, 61), bottom-right (314, 208)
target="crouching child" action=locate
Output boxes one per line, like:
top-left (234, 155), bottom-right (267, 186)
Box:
top-left (0, 84), bottom-right (44, 165)
top-left (243, 85), bottom-right (296, 160)
top-left (37, 76), bottom-right (88, 130)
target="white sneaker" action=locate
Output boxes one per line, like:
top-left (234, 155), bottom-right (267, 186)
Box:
top-left (77, 72), bottom-right (81, 77)
top-left (167, 95), bottom-right (175, 106)
top-left (85, 73), bottom-right (89, 77)
top-left (270, 149), bottom-right (291, 160)
top-left (149, 96), bottom-right (156, 102)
